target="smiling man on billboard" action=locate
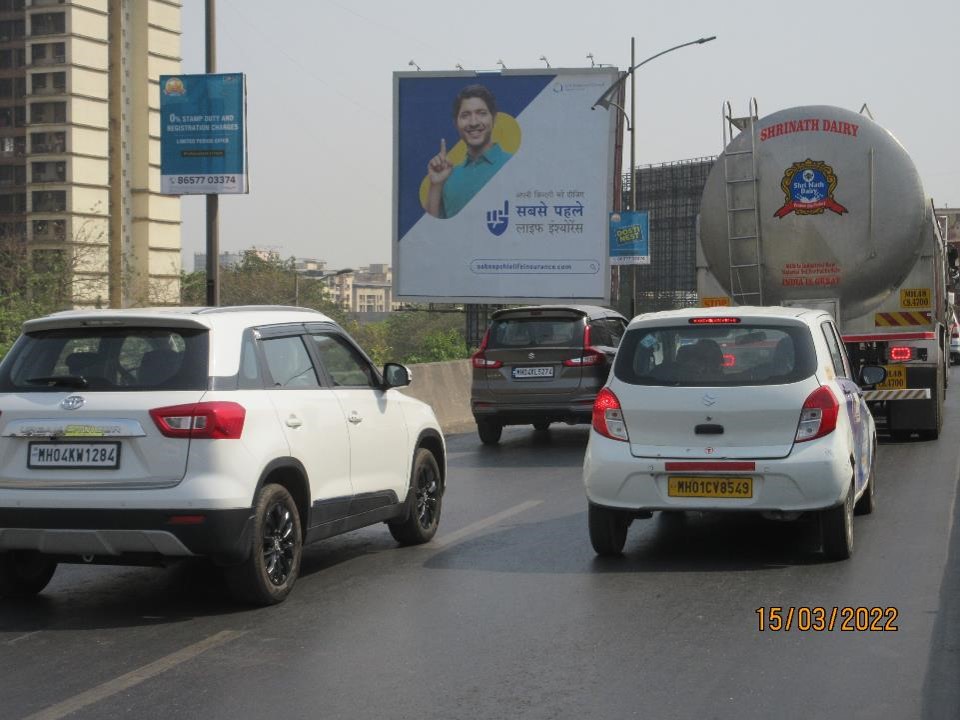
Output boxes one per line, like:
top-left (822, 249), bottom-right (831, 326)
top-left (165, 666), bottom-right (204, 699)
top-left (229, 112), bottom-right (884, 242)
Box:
top-left (425, 84), bottom-right (513, 219)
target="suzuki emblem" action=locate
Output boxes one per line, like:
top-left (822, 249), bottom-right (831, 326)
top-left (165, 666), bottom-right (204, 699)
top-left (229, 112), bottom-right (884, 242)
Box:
top-left (702, 393), bottom-right (717, 407)
top-left (60, 395), bottom-right (85, 411)
top-left (528, 352), bottom-right (535, 360)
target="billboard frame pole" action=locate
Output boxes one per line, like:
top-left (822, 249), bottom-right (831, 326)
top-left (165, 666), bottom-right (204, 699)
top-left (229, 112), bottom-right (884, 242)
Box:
top-left (204, 0), bottom-right (219, 307)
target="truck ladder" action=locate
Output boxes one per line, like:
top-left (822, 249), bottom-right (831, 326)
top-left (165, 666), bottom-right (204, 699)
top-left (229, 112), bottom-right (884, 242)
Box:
top-left (722, 99), bottom-right (763, 305)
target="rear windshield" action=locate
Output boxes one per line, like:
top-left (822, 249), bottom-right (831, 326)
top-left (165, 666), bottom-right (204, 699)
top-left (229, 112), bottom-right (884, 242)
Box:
top-left (614, 323), bottom-right (816, 386)
top-left (487, 316), bottom-right (584, 349)
top-left (0, 327), bottom-right (209, 392)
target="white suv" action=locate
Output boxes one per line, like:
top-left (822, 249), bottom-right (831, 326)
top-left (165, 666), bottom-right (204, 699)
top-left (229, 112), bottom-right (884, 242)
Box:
top-left (583, 306), bottom-right (884, 560)
top-left (0, 306), bottom-right (445, 605)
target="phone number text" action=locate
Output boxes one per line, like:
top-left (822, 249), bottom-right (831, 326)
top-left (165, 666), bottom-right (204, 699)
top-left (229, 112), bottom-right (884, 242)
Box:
top-left (172, 175), bottom-right (238, 185)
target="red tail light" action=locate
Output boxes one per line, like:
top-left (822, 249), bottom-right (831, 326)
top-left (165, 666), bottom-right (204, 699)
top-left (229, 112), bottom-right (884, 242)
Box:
top-left (722, 353), bottom-right (736, 368)
top-left (564, 324), bottom-right (606, 367)
top-left (592, 387), bottom-right (629, 441)
top-left (471, 328), bottom-right (503, 369)
top-left (150, 402), bottom-right (246, 439)
top-left (795, 386), bottom-right (838, 442)
top-left (888, 346), bottom-right (912, 362)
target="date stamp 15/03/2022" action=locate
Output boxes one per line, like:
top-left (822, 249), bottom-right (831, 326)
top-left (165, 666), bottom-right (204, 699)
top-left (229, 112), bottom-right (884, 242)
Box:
top-left (756, 607), bottom-right (899, 632)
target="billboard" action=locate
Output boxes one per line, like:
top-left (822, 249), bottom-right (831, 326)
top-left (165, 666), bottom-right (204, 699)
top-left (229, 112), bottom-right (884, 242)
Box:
top-left (393, 69), bottom-right (619, 303)
top-left (160, 73), bottom-right (248, 194)
top-left (609, 211), bottom-right (650, 265)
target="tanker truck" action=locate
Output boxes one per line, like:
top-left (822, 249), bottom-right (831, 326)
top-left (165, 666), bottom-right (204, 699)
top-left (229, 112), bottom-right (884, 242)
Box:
top-left (697, 102), bottom-right (951, 439)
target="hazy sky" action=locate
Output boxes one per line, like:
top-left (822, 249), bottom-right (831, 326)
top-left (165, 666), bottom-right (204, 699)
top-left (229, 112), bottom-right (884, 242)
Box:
top-left (179, 0), bottom-right (960, 271)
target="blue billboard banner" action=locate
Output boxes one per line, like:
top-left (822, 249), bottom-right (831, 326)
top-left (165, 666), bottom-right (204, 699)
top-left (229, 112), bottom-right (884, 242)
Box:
top-left (393, 69), bottom-right (619, 303)
top-left (609, 211), bottom-right (650, 265)
top-left (160, 73), bottom-right (248, 194)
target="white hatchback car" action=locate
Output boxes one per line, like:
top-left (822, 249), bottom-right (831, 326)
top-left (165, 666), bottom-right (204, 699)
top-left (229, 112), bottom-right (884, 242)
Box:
top-left (583, 306), bottom-right (884, 560)
top-left (0, 306), bottom-right (445, 605)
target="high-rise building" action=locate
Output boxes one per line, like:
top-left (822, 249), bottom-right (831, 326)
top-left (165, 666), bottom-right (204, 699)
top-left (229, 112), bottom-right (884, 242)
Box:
top-left (0, 0), bottom-right (181, 308)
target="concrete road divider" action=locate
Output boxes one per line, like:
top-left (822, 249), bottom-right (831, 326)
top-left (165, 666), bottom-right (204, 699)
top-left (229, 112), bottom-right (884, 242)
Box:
top-left (398, 360), bottom-right (474, 434)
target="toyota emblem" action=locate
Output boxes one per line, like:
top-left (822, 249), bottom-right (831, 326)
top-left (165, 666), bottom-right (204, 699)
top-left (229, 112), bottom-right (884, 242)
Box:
top-left (60, 395), bottom-right (85, 411)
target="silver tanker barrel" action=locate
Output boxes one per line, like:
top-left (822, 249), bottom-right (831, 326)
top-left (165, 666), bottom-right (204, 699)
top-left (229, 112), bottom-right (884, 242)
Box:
top-left (698, 104), bottom-right (927, 321)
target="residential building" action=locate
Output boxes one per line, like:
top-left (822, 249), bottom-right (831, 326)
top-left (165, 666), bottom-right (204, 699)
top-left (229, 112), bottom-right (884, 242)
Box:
top-left (0, 0), bottom-right (181, 308)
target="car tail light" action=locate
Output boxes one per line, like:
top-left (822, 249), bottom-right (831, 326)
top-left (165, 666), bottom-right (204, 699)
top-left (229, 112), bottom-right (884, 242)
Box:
top-left (564, 325), bottom-right (605, 367)
top-left (592, 387), bottom-right (629, 441)
top-left (795, 386), bottom-right (838, 442)
top-left (722, 353), bottom-right (736, 368)
top-left (952, 328), bottom-right (959, 339)
top-left (888, 346), bottom-right (912, 362)
top-left (471, 328), bottom-right (503, 369)
top-left (150, 402), bottom-right (246, 439)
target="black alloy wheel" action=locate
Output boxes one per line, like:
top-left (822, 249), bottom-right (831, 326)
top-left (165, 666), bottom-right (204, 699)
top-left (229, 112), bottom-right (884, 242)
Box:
top-left (388, 448), bottom-right (442, 545)
top-left (262, 500), bottom-right (297, 587)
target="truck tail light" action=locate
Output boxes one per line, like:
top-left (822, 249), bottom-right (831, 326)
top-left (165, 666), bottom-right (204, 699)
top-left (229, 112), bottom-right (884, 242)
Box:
top-left (564, 325), bottom-right (606, 367)
top-left (150, 402), bottom-right (246, 439)
top-left (795, 386), bottom-right (838, 442)
top-left (471, 328), bottom-right (503, 369)
top-left (592, 387), bottom-right (629, 442)
top-left (888, 346), bottom-right (912, 362)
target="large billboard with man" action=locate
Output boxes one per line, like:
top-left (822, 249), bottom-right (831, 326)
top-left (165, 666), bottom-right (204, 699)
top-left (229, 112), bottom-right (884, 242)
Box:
top-left (393, 69), bottom-right (619, 303)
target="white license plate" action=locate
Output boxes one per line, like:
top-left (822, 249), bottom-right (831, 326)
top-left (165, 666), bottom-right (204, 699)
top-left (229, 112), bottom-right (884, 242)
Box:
top-left (513, 366), bottom-right (554, 379)
top-left (28, 442), bottom-right (121, 469)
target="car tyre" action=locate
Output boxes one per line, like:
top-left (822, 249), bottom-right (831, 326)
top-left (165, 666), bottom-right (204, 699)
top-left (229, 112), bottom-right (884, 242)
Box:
top-left (854, 455), bottom-right (876, 516)
top-left (225, 484), bottom-right (302, 606)
top-left (533, 421), bottom-right (551, 431)
top-left (589, 504), bottom-right (629, 556)
top-left (388, 448), bottom-right (442, 546)
top-left (0, 551), bottom-right (57, 599)
top-left (477, 420), bottom-right (503, 445)
top-left (821, 482), bottom-right (854, 561)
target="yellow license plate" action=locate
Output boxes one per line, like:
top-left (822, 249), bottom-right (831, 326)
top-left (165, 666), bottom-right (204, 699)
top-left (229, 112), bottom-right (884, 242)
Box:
top-left (878, 364), bottom-right (906, 390)
top-left (668, 476), bottom-right (753, 498)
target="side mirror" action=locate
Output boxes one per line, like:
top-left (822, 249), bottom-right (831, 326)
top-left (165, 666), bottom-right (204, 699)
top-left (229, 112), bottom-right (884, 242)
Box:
top-left (383, 362), bottom-right (411, 389)
top-left (859, 365), bottom-right (886, 387)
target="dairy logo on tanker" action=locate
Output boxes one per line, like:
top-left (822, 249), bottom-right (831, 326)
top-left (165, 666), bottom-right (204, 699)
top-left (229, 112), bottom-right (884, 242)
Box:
top-left (774, 159), bottom-right (848, 219)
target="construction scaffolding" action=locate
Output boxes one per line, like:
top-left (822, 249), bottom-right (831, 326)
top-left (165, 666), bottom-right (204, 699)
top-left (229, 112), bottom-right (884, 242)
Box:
top-left (620, 157), bottom-right (716, 315)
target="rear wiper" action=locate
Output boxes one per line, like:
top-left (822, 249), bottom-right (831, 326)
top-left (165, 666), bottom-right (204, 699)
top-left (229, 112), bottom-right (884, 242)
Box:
top-left (25, 375), bottom-right (89, 389)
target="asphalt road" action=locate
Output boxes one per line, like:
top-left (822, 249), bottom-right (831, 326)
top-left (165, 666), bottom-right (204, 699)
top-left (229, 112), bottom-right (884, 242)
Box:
top-left (2, 378), bottom-right (959, 720)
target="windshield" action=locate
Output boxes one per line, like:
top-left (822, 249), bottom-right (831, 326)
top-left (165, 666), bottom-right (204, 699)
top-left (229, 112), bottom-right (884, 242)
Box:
top-left (487, 316), bottom-right (584, 349)
top-left (0, 327), bottom-right (209, 391)
top-left (614, 323), bottom-right (816, 386)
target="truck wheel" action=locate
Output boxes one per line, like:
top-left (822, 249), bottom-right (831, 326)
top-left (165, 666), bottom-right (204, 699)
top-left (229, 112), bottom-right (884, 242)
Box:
top-left (821, 482), bottom-right (854, 561)
top-left (589, 504), bottom-right (630, 556)
top-left (388, 448), bottom-right (442, 545)
top-left (225, 484), bottom-right (302, 606)
top-left (0, 551), bottom-right (57, 599)
top-left (477, 419), bottom-right (502, 445)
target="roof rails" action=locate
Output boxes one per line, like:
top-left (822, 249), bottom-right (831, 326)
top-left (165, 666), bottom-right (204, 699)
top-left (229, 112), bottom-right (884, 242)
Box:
top-left (193, 305), bottom-right (325, 315)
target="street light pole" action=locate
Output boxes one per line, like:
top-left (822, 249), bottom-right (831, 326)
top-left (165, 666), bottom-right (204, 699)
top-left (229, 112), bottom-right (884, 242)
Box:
top-left (592, 34), bottom-right (716, 316)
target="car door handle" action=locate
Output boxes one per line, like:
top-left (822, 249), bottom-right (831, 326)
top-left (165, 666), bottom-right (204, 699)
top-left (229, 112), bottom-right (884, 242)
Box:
top-left (285, 415), bottom-right (302, 429)
top-left (347, 411), bottom-right (363, 425)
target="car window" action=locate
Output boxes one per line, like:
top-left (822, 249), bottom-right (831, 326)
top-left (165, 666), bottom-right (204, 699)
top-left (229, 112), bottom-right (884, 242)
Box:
top-left (237, 333), bottom-right (264, 389)
top-left (487, 317), bottom-right (584, 348)
top-left (0, 327), bottom-right (208, 391)
top-left (820, 321), bottom-right (848, 378)
top-left (604, 318), bottom-right (626, 346)
top-left (588, 320), bottom-right (613, 347)
top-left (309, 333), bottom-right (378, 388)
top-left (261, 335), bottom-right (320, 388)
top-left (614, 323), bottom-right (816, 386)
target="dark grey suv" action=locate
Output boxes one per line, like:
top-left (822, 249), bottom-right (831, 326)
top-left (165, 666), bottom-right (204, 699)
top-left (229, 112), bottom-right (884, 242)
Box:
top-left (470, 305), bottom-right (627, 444)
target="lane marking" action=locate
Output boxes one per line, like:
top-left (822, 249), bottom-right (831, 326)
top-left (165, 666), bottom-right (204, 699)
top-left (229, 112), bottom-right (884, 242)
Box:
top-left (5, 630), bottom-right (41, 646)
top-left (22, 629), bottom-right (246, 720)
top-left (433, 500), bottom-right (542, 549)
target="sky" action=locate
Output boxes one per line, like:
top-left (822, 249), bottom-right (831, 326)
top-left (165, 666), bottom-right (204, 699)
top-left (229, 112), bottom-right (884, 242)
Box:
top-left (179, 0), bottom-right (960, 272)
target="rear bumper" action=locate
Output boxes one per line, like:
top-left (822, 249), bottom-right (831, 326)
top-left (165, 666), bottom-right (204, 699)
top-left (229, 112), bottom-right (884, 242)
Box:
top-left (0, 507), bottom-right (253, 564)
top-left (583, 431), bottom-right (852, 513)
top-left (471, 395), bottom-right (596, 426)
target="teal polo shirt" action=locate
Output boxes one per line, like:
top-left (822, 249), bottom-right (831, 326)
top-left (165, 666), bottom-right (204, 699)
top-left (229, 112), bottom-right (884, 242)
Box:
top-left (441, 143), bottom-right (512, 218)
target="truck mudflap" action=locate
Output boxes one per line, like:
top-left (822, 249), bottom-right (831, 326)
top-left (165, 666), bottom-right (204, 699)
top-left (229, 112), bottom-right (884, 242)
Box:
top-left (866, 365), bottom-right (942, 436)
